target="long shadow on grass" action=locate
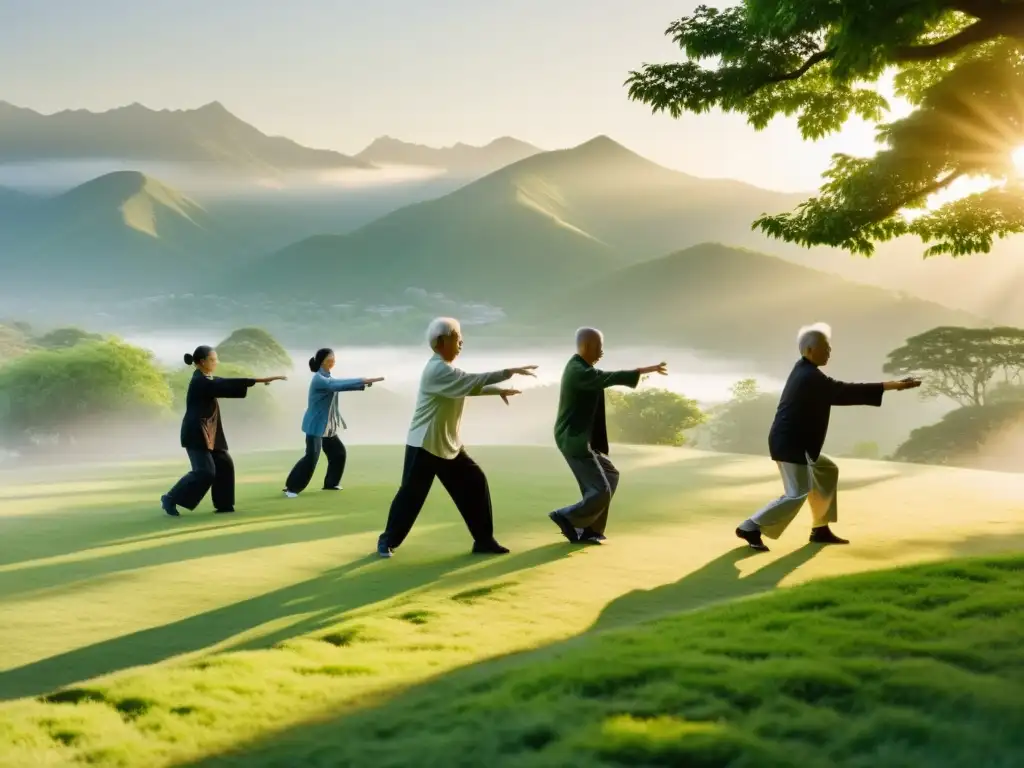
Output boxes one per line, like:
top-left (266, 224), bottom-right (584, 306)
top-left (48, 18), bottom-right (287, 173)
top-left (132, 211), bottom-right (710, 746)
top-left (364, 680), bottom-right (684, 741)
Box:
top-left (178, 545), bottom-right (823, 768)
top-left (592, 544), bottom-right (821, 632)
top-left (0, 508), bottom-right (385, 602)
top-left (0, 545), bottom-right (571, 701)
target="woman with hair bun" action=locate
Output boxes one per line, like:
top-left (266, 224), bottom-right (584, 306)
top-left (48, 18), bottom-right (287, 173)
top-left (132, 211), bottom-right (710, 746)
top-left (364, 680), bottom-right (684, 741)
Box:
top-left (161, 345), bottom-right (286, 517)
top-left (283, 348), bottom-right (384, 498)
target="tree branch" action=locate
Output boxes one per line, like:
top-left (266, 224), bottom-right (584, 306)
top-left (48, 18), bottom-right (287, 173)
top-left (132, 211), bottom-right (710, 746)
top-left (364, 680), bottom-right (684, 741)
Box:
top-left (749, 12), bottom-right (1011, 97)
top-left (865, 168), bottom-right (966, 223)
top-left (892, 18), bottom-right (1001, 62)
top-left (749, 47), bottom-right (835, 94)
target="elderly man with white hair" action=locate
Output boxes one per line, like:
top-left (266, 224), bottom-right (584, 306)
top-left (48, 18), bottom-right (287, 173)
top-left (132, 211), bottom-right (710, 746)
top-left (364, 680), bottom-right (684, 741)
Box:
top-left (735, 323), bottom-right (921, 552)
top-left (376, 317), bottom-right (537, 558)
top-left (548, 327), bottom-right (667, 544)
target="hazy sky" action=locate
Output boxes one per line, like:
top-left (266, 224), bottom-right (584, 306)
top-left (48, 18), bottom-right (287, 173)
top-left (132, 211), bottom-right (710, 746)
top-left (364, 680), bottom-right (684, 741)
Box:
top-left (0, 0), bottom-right (897, 192)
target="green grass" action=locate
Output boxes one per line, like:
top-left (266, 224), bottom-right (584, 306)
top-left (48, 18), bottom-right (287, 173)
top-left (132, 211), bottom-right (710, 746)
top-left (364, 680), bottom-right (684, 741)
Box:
top-left (195, 555), bottom-right (1024, 768)
top-left (1, 445), bottom-right (1023, 767)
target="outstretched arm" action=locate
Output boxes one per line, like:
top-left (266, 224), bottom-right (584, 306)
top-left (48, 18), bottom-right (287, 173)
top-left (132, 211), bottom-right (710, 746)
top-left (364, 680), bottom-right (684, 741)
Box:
top-left (318, 376), bottom-right (382, 393)
top-left (827, 378), bottom-right (884, 407)
top-left (826, 374), bottom-right (921, 406)
top-left (423, 365), bottom-right (513, 398)
top-left (573, 362), bottom-right (665, 392)
top-left (203, 376), bottom-right (257, 399)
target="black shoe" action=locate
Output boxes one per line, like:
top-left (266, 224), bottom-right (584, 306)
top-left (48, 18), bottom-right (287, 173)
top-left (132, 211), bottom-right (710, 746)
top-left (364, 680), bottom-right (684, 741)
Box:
top-left (161, 495), bottom-right (179, 517)
top-left (735, 526), bottom-right (769, 551)
top-left (214, 507), bottom-right (235, 514)
top-left (472, 539), bottom-right (510, 555)
top-left (549, 511), bottom-right (580, 543)
top-left (377, 534), bottom-right (393, 559)
top-left (810, 526), bottom-right (849, 545)
top-left (581, 528), bottom-right (605, 544)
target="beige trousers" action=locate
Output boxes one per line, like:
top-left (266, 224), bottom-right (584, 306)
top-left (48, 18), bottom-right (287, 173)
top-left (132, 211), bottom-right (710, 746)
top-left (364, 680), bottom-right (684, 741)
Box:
top-left (750, 453), bottom-right (838, 540)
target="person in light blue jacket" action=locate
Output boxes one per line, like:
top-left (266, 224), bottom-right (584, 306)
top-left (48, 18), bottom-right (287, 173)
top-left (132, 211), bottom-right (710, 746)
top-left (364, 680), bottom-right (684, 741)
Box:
top-left (283, 348), bottom-right (384, 497)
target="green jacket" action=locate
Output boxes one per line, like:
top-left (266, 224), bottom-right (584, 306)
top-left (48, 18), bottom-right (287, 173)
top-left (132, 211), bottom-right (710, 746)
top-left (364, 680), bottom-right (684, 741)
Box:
top-left (554, 354), bottom-right (641, 458)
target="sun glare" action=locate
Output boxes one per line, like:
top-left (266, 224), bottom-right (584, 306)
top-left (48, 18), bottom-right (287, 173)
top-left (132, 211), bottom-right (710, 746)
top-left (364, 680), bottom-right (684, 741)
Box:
top-left (902, 175), bottom-right (1003, 222)
top-left (1013, 146), bottom-right (1024, 174)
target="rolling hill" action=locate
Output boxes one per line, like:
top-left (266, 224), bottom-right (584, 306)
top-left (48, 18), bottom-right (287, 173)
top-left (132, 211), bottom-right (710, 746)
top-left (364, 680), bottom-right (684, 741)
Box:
top-left (0, 100), bottom-right (369, 171)
top-left (354, 136), bottom-right (542, 176)
top-left (0, 171), bottom-right (232, 296)
top-left (234, 136), bottom-right (808, 307)
top-left (548, 243), bottom-right (985, 375)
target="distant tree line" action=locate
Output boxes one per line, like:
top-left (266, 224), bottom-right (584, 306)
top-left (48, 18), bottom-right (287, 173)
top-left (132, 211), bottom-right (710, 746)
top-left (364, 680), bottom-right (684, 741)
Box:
top-left (4, 318), bottom-right (1022, 470)
top-left (0, 323), bottom-right (290, 452)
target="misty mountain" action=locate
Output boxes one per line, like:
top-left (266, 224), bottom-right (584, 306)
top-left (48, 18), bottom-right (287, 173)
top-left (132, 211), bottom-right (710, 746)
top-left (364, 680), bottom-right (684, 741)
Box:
top-left (233, 136), bottom-right (808, 307)
top-left (548, 243), bottom-right (985, 377)
top-left (354, 136), bottom-right (542, 176)
top-left (0, 171), bottom-right (234, 295)
top-left (0, 100), bottom-right (370, 171)
top-left (776, 235), bottom-right (1024, 327)
top-left (0, 185), bottom-right (37, 227)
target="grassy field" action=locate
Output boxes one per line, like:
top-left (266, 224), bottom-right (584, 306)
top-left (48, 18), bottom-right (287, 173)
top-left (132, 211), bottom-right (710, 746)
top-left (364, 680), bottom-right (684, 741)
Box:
top-left (1, 445), bottom-right (1023, 766)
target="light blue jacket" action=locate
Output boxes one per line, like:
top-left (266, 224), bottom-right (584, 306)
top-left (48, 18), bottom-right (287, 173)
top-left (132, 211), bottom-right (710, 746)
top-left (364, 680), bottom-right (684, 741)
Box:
top-left (300, 369), bottom-right (366, 436)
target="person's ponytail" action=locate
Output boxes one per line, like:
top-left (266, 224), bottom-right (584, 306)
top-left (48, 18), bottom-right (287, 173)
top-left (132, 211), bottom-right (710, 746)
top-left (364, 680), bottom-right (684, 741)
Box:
top-left (310, 348), bottom-right (334, 372)
top-left (185, 345), bottom-right (213, 367)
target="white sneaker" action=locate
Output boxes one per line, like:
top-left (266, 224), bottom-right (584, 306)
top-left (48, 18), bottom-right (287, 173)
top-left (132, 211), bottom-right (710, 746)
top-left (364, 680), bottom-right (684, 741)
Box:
top-left (284, 491), bottom-right (299, 499)
top-left (324, 485), bottom-right (343, 491)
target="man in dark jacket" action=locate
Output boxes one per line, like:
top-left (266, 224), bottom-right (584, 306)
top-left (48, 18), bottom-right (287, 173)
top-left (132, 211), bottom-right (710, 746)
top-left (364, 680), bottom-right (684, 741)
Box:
top-left (735, 323), bottom-right (920, 552)
top-left (549, 327), bottom-right (667, 543)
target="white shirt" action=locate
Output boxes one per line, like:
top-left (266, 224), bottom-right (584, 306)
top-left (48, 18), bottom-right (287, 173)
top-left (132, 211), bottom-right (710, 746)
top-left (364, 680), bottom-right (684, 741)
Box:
top-left (407, 354), bottom-right (511, 459)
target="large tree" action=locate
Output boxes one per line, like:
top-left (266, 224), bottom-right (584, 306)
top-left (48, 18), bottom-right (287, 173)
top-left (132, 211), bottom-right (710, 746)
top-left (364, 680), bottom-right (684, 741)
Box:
top-left (628, 1), bottom-right (1024, 257)
top-left (883, 325), bottom-right (1024, 406)
top-left (216, 327), bottom-right (293, 374)
top-left (607, 388), bottom-right (706, 447)
top-left (0, 340), bottom-right (172, 444)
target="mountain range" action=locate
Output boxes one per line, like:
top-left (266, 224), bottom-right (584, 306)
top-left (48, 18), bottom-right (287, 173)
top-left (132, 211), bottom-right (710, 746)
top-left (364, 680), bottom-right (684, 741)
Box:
top-left (0, 100), bottom-right (369, 171)
top-left (235, 135), bottom-right (808, 306)
top-left (0, 116), bottom-right (1007, 361)
top-left (548, 242), bottom-right (982, 374)
top-left (0, 171), bottom-right (233, 295)
top-left (354, 136), bottom-right (542, 176)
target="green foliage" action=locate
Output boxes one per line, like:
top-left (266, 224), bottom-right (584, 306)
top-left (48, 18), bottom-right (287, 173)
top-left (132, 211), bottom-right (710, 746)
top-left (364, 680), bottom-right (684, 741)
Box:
top-left (606, 388), bottom-right (705, 447)
top-left (729, 377), bottom-right (761, 402)
top-left (892, 400), bottom-right (1024, 465)
top-left (883, 326), bottom-right (1024, 407)
top-left (33, 327), bottom-right (105, 349)
top-left (216, 327), bottom-right (292, 374)
top-left (708, 379), bottom-right (777, 455)
top-left (0, 340), bottom-right (172, 441)
top-left (629, 2), bottom-right (1024, 257)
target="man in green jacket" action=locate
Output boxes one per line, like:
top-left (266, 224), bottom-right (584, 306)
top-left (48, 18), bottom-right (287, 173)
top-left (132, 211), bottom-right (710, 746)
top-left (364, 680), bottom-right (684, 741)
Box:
top-left (549, 327), bottom-right (667, 543)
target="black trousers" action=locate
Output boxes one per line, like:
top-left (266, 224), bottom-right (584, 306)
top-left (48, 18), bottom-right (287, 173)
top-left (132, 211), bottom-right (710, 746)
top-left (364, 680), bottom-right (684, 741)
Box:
top-left (166, 448), bottom-right (235, 511)
top-left (284, 434), bottom-right (347, 493)
top-left (381, 445), bottom-right (494, 549)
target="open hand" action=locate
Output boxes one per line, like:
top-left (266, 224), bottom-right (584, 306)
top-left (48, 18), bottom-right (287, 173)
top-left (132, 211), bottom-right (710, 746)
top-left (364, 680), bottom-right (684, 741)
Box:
top-left (364, 377), bottom-right (386, 387)
top-left (899, 377), bottom-right (922, 390)
top-left (638, 362), bottom-right (668, 376)
top-left (509, 366), bottom-right (538, 378)
top-left (258, 375), bottom-right (287, 385)
top-left (497, 388), bottom-right (521, 405)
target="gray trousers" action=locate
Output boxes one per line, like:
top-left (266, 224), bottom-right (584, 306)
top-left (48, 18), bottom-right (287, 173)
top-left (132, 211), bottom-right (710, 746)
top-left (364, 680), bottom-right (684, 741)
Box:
top-left (555, 450), bottom-right (620, 534)
top-left (750, 453), bottom-right (839, 539)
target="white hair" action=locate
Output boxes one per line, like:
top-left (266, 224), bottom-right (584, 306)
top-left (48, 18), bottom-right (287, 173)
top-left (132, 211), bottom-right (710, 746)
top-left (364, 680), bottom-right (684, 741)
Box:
top-left (575, 327), bottom-right (603, 345)
top-left (426, 317), bottom-right (461, 350)
top-left (797, 322), bottom-right (832, 352)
